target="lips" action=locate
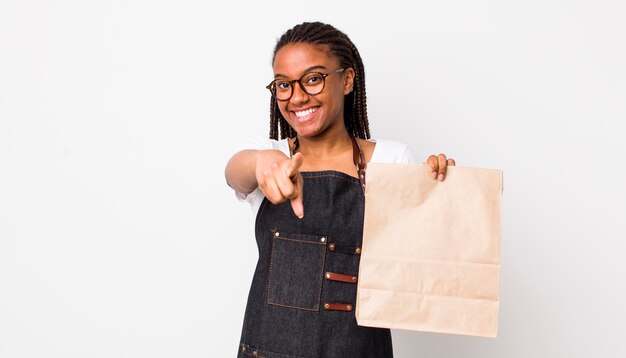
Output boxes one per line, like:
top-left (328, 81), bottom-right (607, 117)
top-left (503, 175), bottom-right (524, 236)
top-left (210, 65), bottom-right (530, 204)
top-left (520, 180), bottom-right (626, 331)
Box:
top-left (290, 106), bottom-right (319, 123)
top-left (294, 107), bottom-right (317, 117)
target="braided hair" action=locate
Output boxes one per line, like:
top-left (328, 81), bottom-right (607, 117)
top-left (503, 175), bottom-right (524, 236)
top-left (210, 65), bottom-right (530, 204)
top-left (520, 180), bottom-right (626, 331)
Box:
top-left (269, 22), bottom-right (370, 140)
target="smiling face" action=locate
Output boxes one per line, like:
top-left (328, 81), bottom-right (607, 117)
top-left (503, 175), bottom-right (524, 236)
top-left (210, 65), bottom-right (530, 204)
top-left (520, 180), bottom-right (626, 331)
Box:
top-left (272, 42), bottom-right (354, 139)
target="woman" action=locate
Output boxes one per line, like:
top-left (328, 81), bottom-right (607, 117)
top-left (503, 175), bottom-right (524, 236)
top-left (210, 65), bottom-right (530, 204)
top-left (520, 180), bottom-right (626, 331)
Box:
top-left (225, 21), bottom-right (454, 358)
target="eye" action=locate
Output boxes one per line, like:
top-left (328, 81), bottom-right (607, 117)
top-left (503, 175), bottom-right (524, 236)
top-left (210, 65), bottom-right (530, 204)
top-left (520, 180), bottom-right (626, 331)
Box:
top-left (304, 74), bottom-right (323, 85)
top-left (275, 81), bottom-right (291, 90)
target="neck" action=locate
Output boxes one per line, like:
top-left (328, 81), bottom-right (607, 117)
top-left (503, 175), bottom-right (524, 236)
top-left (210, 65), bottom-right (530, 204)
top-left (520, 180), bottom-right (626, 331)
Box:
top-left (293, 128), bottom-right (353, 160)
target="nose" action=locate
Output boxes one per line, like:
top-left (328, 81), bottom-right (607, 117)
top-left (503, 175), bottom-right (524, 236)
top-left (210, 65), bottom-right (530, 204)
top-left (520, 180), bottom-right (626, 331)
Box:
top-left (290, 81), bottom-right (309, 106)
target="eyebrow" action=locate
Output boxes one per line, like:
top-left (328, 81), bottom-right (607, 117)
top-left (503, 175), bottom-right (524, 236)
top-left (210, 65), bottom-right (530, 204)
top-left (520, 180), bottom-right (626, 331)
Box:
top-left (274, 65), bottom-right (328, 79)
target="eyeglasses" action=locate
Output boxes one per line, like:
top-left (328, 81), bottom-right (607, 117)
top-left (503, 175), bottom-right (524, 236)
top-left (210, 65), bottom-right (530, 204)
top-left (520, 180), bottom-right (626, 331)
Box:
top-left (266, 68), bottom-right (345, 101)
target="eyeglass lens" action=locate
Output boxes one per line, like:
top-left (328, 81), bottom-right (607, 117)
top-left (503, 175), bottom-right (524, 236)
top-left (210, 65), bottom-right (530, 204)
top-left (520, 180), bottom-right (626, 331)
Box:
top-left (273, 73), bottom-right (325, 100)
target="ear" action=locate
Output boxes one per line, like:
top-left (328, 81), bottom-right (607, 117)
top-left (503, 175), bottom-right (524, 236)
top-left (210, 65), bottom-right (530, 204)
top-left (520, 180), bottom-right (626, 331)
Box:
top-left (343, 67), bottom-right (356, 95)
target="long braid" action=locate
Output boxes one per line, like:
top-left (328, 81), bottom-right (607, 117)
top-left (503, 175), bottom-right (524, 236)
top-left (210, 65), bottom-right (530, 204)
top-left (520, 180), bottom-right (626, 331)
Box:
top-left (269, 98), bottom-right (278, 139)
top-left (268, 22), bottom-right (370, 140)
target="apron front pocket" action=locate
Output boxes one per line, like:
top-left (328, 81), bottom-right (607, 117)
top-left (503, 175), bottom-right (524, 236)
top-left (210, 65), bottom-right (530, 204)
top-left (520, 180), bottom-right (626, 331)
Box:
top-left (266, 229), bottom-right (327, 311)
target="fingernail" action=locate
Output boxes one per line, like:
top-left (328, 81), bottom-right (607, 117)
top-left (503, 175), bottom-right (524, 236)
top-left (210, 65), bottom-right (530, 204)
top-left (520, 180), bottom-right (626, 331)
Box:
top-left (298, 214), bottom-right (304, 219)
top-left (438, 173), bottom-right (444, 181)
top-left (432, 172), bottom-right (437, 179)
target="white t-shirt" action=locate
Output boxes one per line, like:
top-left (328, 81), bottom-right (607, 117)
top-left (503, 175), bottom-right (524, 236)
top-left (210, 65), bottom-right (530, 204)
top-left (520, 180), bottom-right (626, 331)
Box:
top-left (233, 137), bottom-right (415, 216)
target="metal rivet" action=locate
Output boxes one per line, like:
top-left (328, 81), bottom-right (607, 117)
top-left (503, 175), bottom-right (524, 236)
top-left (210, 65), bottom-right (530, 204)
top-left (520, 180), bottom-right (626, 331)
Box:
top-left (355, 247), bottom-right (361, 254)
top-left (329, 243), bottom-right (335, 250)
top-left (325, 273), bottom-right (331, 279)
top-left (274, 232), bottom-right (279, 237)
top-left (352, 276), bottom-right (357, 282)
top-left (320, 237), bottom-right (326, 243)
top-left (324, 303), bottom-right (330, 309)
top-left (347, 305), bottom-right (353, 311)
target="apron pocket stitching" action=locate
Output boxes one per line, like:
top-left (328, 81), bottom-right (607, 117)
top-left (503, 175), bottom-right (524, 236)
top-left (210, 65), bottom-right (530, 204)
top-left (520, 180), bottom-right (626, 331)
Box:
top-left (266, 230), bottom-right (327, 311)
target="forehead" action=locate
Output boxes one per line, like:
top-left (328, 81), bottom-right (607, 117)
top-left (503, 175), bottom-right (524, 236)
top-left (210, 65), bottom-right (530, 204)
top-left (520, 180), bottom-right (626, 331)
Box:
top-left (273, 43), bottom-right (338, 76)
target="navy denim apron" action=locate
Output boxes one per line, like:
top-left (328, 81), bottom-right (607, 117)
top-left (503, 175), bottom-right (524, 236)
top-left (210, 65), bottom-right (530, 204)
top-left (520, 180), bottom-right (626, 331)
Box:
top-left (237, 138), bottom-right (393, 358)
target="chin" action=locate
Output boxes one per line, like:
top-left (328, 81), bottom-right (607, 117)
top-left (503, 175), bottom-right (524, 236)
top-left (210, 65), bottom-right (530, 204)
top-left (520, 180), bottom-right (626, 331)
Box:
top-left (284, 122), bottom-right (318, 138)
top-left (293, 129), bottom-right (317, 138)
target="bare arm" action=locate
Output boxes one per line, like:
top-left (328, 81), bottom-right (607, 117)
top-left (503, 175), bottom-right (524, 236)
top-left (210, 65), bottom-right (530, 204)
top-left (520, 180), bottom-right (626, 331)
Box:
top-left (224, 149), bottom-right (264, 196)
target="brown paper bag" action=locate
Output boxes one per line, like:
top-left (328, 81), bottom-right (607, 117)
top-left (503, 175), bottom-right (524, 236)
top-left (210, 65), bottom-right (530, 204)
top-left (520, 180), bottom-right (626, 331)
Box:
top-left (356, 163), bottom-right (502, 338)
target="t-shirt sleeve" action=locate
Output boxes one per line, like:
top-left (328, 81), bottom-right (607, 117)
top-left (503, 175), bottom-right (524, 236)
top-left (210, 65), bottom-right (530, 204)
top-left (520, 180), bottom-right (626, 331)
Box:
top-left (234, 136), bottom-right (276, 153)
top-left (370, 139), bottom-right (416, 164)
top-left (397, 143), bottom-right (416, 164)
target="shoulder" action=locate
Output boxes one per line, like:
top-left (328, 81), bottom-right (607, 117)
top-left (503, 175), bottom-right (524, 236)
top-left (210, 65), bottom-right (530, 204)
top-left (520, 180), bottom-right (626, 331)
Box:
top-left (235, 136), bottom-right (290, 156)
top-left (368, 138), bottom-right (415, 164)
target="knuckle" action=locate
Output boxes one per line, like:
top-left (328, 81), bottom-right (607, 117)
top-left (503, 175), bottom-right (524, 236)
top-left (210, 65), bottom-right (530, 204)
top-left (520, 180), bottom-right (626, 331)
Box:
top-left (267, 193), bottom-right (281, 204)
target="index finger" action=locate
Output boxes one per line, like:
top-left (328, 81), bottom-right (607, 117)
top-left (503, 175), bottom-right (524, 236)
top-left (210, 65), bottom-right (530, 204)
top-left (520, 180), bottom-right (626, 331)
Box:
top-left (437, 154), bottom-right (448, 179)
top-left (427, 155), bottom-right (438, 179)
top-left (290, 174), bottom-right (304, 219)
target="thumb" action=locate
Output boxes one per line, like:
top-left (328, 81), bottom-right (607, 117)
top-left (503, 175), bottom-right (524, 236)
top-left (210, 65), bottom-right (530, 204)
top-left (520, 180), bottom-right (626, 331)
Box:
top-left (290, 170), bottom-right (304, 219)
top-left (286, 152), bottom-right (304, 179)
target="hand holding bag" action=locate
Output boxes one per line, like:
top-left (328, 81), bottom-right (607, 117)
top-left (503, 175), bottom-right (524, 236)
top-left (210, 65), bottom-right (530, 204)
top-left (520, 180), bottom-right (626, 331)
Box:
top-left (355, 163), bottom-right (503, 338)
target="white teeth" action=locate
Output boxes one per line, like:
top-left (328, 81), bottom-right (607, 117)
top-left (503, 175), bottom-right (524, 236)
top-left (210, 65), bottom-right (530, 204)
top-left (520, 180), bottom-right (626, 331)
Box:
top-left (294, 107), bottom-right (317, 117)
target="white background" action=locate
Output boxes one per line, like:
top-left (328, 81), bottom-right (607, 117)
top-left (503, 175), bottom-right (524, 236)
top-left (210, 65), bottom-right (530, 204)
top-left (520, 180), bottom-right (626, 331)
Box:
top-left (1, 0), bottom-right (625, 357)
